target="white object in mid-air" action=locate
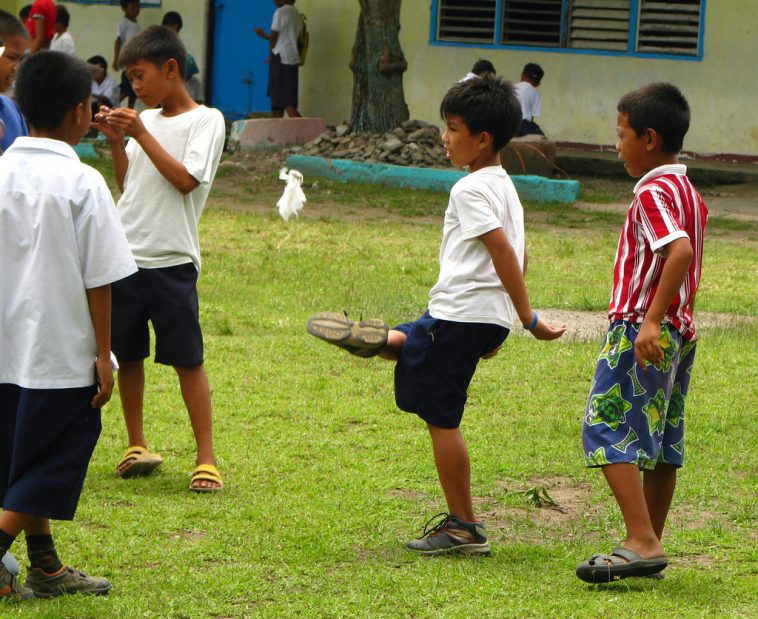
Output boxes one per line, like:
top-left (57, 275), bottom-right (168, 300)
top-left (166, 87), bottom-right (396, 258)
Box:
top-left (277, 167), bottom-right (306, 222)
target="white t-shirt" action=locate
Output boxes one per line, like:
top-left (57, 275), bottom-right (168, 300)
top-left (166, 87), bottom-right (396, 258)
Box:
top-left (428, 166), bottom-right (525, 329)
top-left (116, 17), bottom-right (139, 44)
top-left (117, 105), bottom-right (226, 271)
top-left (50, 31), bottom-right (75, 55)
top-left (92, 74), bottom-right (120, 106)
top-left (514, 81), bottom-right (541, 121)
top-left (0, 138), bottom-right (137, 389)
top-left (271, 5), bottom-right (302, 65)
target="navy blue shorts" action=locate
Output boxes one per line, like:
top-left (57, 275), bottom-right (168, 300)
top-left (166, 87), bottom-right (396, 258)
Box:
top-left (0, 384), bottom-right (101, 521)
top-left (112, 263), bottom-right (204, 367)
top-left (393, 312), bottom-right (509, 429)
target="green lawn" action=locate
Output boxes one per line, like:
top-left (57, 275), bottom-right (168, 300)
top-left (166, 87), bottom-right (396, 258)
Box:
top-left (3, 173), bottom-right (756, 618)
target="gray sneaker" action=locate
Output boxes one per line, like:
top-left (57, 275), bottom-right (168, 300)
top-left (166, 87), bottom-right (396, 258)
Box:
top-left (406, 513), bottom-right (491, 556)
top-left (0, 562), bottom-right (34, 601)
top-left (25, 566), bottom-right (112, 598)
top-left (306, 312), bottom-right (388, 358)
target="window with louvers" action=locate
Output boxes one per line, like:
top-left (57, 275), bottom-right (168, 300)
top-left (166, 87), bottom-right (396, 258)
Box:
top-left (437, 0), bottom-right (497, 44)
top-left (501, 0), bottom-right (563, 46)
top-left (569, 0), bottom-right (632, 51)
top-left (636, 0), bottom-right (702, 55)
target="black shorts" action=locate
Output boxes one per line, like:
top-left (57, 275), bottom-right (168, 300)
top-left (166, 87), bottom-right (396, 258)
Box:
top-left (393, 312), bottom-right (509, 429)
top-left (0, 384), bottom-right (101, 521)
top-left (119, 70), bottom-right (136, 101)
top-left (267, 53), bottom-right (299, 110)
top-left (112, 263), bottom-right (204, 367)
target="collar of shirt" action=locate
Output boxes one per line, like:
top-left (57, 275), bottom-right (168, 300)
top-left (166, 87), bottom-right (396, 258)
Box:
top-left (633, 163), bottom-right (687, 193)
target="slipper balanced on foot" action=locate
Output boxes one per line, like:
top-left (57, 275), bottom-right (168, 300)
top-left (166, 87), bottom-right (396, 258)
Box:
top-left (115, 446), bottom-right (164, 478)
top-left (576, 547), bottom-right (668, 583)
top-left (189, 464), bottom-right (223, 492)
top-left (306, 312), bottom-right (388, 358)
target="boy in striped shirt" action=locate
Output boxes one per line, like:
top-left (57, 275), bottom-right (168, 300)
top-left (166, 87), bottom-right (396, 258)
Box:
top-left (576, 83), bottom-right (708, 584)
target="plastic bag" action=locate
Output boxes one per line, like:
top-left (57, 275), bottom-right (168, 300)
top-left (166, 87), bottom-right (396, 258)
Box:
top-left (277, 167), bottom-right (306, 222)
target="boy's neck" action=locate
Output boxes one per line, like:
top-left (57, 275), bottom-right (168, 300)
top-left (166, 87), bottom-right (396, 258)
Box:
top-left (469, 151), bottom-right (501, 174)
top-left (29, 127), bottom-right (77, 147)
top-left (640, 153), bottom-right (680, 176)
top-left (159, 86), bottom-right (200, 116)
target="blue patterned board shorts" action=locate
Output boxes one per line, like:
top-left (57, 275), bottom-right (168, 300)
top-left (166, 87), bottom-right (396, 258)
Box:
top-left (583, 320), bottom-right (697, 470)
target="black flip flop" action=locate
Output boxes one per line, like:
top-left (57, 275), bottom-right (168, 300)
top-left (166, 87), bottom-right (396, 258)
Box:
top-left (576, 547), bottom-right (668, 583)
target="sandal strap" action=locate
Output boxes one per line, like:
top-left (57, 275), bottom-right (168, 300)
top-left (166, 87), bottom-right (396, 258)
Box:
top-left (191, 464), bottom-right (221, 481)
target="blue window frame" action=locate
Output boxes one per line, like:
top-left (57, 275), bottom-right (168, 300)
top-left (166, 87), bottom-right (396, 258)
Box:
top-left (64, 1), bottom-right (162, 6)
top-left (431, 0), bottom-right (706, 61)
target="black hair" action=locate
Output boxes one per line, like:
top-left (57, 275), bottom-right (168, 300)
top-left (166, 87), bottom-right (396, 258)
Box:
top-left (1, 8), bottom-right (28, 42)
top-left (120, 0), bottom-right (139, 10)
top-left (618, 82), bottom-right (690, 154)
top-left (440, 75), bottom-right (521, 151)
top-left (471, 59), bottom-right (496, 76)
top-left (119, 25), bottom-right (188, 79)
top-left (87, 55), bottom-right (108, 71)
top-left (523, 63), bottom-right (544, 81)
top-left (15, 51), bottom-right (92, 130)
top-left (161, 11), bottom-right (183, 30)
top-left (56, 5), bottom-right (70, 28)
top-left (18, 5), bottom-right (31, 21)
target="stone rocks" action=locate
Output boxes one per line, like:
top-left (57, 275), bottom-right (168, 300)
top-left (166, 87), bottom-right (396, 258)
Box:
top-left (292, 119), bottom-right (451, 168)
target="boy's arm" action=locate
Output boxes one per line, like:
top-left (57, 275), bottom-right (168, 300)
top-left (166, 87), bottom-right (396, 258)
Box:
top-left (634, 237), bottom-right (693, 368)
top-left (113, 37), bottom-right (121, 71)
top-left (93, 107), bottom-right (128, 191)
top-left (480, 228), bottom-right (565, 340)
top-left (30, 16), bottom-right (46, 53)
top-left (85, 284), bottom-right (114, 408)
top-left (103, 108), bottom-right (199, 195)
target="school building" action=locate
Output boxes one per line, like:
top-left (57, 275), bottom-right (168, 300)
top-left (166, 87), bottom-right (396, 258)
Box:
top-left (2, 1), bottom-right (755, 159)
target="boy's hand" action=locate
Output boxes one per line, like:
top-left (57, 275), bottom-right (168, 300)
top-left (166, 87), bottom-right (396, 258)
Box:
top-left (91, 356), bottom-right (115, 408)
top-left (92, 105), bottom-right (124, 141)
top-left (530, 317), bottom-right (566, 341)
top-left (101, 106), bottom-right (146, 139)
top-left (634, 320), bottom-right (662, 370)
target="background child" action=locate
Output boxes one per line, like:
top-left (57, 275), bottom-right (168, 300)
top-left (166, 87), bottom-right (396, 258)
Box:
top-left (0, 50), bottom-right (137, 600)
top-left (514, 62), bottom-right (544, 137)
top-left (161, 11), bottom-right (204, 103)
top-left (95, 26), bottom-right (226, 492)
top-left (576, 83), bottom-right (708, 583)
top-left (0, 10), bottom-right (29, 154)
top-left (49, 5), bottom-right (75, 56)
top-left (113, 0), bottom-right (140, 108)
top-left (89, 54), bottom-right (120, 110)
top-left (23, 0), bottom-right (55, 53)
top-left (308, 76), bottom-right (565, 554)
top-left (460, 58), bottom-right (496, 82)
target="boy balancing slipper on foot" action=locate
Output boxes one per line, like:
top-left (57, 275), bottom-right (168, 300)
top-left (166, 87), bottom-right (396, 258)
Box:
top-left (308, 76), bottom-right (565, 555)
top-left (576, 83), bottom-right (707, 584)
top-left (0, 50), bottom-right (138, 600)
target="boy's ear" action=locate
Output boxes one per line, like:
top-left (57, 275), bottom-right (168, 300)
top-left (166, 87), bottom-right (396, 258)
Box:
top-left (644, 128), bottom-right (661, 152)
top-left (163, 58), bottom-right (181, 79)
top-left (72, 101), bottom-right (85, 126)
top-left (479, 130), bottom-right (494, 151)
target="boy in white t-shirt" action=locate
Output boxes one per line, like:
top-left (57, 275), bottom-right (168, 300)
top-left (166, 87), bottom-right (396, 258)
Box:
top-left (113, 0), bottom-right (140, 108)
top-left (0, 51), bottom-right (137, 600)
top-left (95, 26), bottom-right (226, 492)
top-left (307, 76), bottom-right (565, 554)
top-left (49, 5), bottom-right (74, 55)
top-left (514, 62), bottom-right (544, 137)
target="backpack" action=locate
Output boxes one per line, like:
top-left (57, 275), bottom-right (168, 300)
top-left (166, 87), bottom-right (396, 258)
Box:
top-left (297, 13), bottom-right (309, 66)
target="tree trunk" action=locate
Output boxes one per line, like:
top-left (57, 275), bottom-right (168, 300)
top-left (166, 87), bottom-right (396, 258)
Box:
top-left (350, 0), bottom-right (409, 133)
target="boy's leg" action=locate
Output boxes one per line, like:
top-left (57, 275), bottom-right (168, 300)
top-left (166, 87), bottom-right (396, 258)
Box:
top-left (174, 364), bottom-right (220, 490)
top-left (427, 424), bottom-right (475, 522)
top-left (117, 359), bottom-right (147, 449)
top-left (643, 463), bottom-right (677, 540)
top-left (601, 463), bottom-right (664, 559)
top-left (378, 330), bottom-right (406, 361)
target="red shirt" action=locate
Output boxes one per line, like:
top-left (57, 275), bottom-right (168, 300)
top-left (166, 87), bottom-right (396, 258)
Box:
top-left (25, 0), bottom-right (58, 43)
top-left (608, 164), bottom-right (708, 341)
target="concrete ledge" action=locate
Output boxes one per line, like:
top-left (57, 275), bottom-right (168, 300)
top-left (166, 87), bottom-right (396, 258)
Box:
top-left (230, 117), bottom-right (327, 151)
top-left (285, 155), bottom-right (580, 204)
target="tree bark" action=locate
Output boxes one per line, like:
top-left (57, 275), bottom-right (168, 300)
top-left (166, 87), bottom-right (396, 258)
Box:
top-left (350, 0), bottom-right (409, 133)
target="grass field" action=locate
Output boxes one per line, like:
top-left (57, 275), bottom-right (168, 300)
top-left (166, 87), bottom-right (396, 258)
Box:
top-left (2, 160), bottom-right (756, 618)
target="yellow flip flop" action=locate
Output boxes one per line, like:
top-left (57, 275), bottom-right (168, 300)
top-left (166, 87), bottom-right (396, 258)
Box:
top-left (115, 446), bottom-right (164, 479)
top-left (189, 464), bottom-right (224, 492)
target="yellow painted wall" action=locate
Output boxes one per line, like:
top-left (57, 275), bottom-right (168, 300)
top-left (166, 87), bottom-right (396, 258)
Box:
top-left (298, 0), bottom-right (758, 156)
top-left (4, 1), bottom-right (209, 81)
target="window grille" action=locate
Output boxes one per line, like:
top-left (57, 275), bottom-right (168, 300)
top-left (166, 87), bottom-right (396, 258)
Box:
top-left (502, 0), bottom-right (563, 47)
top-left (437, 0), bottom-right (498, 44)
top-left (569, 0), bottom-right (632, 51)
top-left (636, 0), bottom-right (702, 55)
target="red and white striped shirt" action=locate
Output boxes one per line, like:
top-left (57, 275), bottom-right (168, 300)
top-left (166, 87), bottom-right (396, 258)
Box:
top-left (609, 164), bottom-right (708, 341)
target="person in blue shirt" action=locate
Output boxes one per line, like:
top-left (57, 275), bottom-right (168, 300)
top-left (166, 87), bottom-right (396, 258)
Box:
top-left (0, 10), bottom-right (29, 154)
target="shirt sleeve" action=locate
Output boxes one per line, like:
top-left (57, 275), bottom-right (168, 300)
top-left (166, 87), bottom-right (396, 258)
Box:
top-left (183, 110), bottom-right (226, 185)
top-left (75, 172), bottom-right (137, 289)
top-left (453, 186), bottom-right (502, 240)
top-left (271, 8), bottom-right (282, 32)
top-left (635, 185), bottom-right (689, 252)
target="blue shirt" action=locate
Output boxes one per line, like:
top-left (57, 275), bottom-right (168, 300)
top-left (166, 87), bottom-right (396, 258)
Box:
top-left (0, 95), bottom-right (28, 155)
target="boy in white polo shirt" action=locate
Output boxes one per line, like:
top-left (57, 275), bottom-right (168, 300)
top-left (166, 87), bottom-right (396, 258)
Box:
top-left (308, 76), bottom-right (565, 554)
top-left (0, 51), bottom-right (137, 600)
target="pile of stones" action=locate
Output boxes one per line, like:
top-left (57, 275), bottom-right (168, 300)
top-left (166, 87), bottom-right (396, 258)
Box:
top-left (291, 119), bottom-right (450, 168)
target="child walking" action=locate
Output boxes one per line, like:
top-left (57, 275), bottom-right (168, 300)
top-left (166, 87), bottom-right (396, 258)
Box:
top-left (576, 83), bottom-right (707, 583)
top-left (113, 0), bottom-right (140, 108)
top-left (0, 50), bottom-right (137, 600)
top-left (308, 75), bottom-right (565, 554)
top-left (95, 26), bottom-right (226, 492)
